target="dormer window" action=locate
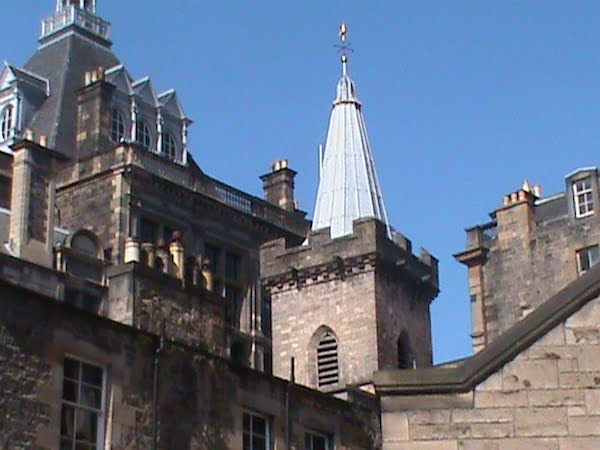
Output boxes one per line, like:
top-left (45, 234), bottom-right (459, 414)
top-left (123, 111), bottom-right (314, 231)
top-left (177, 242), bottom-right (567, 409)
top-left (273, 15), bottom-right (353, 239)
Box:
top-left (135, 120), bottom-right (152, 150)
top-left (110, 109), bottom-right (126, 143)
top-left (574, 178), bottom-right (594, 218)
top-left (0, 105), bottom-right (14, 141)
top-left (161, 132), bottom-right (177, 160)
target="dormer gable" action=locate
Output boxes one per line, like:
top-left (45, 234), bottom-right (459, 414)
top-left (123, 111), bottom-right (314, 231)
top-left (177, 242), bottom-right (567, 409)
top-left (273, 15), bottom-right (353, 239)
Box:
top-left (0, 63), bottom-right (49, 95)
top-left (158, 90), bottom-right (189, 121)
top-left (105, 64), bottom-right (133, 95)
top-left (132, 77), bottom-right (158, 108)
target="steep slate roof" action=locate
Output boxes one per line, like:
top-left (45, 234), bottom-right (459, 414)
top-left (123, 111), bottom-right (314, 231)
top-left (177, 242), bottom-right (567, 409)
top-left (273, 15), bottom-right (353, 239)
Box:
top-left (311, 59), bottom-right (390, 239)
top-left (24, 32), bottom-right (120, 155)
top-left (374, 263), bottom-right (600, 395)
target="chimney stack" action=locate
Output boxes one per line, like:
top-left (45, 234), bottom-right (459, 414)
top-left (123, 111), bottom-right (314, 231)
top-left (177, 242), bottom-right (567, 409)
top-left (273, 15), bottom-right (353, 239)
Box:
top-left (8, 140), bottom-right (58, 267)
top-left (260, 159), bottom-right (297, 212)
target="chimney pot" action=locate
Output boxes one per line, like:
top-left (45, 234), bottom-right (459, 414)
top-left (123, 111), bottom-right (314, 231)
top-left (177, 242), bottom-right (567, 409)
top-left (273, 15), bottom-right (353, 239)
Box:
top-left (39, 135), bottom-right (47, 147)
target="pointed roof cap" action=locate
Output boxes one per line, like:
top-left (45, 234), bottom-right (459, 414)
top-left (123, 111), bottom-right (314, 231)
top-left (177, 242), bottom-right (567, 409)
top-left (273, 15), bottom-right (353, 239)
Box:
top-left (311, 31), bottom-right (390, 239)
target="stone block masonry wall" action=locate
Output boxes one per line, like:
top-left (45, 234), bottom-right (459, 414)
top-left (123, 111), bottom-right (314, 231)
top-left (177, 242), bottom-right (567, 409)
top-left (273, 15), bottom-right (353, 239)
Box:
top-left (375, 275), bottom-right (433, 369)
top-left (380, 294), bottom-right (600, 449)
top-left (271, 272), bottom-right (380, 388)
top-left (56, 169), bottom-right (125, 261)
top-left (483, 212), bottom-right (600, 344)
top-left (0, 280), bottom-right (377, 449)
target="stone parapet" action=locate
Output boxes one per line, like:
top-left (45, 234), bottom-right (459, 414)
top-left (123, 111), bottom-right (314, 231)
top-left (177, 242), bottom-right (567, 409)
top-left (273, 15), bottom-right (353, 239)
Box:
top-left (261, 218), bottom-right (438, 298)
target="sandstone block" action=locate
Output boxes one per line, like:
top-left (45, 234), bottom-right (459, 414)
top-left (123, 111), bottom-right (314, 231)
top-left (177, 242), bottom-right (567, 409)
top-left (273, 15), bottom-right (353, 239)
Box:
top-left (514, 407), bottom-right (567, 437)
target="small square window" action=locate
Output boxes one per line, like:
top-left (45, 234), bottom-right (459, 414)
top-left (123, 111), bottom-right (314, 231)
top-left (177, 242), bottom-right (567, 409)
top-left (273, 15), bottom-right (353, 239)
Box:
top-left (574, 178), bottom-right (594, 218)
top-left (576, 245), bottom-right (600, 275)
top-left (243, 412), bottom-right (270, 450)
top-left (305, 431), bottom-right (331, 450)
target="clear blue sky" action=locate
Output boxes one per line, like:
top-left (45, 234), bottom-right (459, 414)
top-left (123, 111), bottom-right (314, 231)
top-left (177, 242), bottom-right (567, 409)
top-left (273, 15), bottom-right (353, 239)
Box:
top-left (4, 1), bottom-right (600, 363)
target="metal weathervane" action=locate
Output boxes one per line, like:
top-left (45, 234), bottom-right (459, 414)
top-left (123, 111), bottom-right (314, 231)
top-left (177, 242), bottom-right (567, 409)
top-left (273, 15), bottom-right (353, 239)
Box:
top-left (335, 23), bottom-right (354, 68)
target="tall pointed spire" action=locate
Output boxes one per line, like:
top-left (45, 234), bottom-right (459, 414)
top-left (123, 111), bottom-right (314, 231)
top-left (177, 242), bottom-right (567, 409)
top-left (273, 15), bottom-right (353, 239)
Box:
top-left (311, 24), bottom-right (391, 239)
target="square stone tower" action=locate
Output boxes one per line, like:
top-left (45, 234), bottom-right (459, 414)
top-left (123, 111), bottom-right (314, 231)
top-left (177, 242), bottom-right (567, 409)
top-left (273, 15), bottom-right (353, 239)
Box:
top-left (261, 219), bottom-right (438, 391)
top-left (261, 28), bottom-right (439, 392)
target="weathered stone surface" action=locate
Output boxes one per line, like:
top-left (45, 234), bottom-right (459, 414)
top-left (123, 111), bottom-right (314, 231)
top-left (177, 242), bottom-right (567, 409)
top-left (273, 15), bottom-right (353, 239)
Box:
top-left (381, 294), bottom-right (600, 448)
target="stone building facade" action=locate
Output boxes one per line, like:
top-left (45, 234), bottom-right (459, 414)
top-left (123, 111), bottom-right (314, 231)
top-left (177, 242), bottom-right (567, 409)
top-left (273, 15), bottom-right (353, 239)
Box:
top-left (455, 169), bottom-right (600, 352)
top-left (375, 263), bottom-right (600, 449)
top-left (4, 2), bottom-right (600, 450)
top-left (0, 2), bottom-right (380, 449)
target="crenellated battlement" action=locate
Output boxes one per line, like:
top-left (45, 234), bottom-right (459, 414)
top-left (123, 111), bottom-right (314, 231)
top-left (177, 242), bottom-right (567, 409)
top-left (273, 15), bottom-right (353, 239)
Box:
top-left (261, 218), bottom-right (438, 297)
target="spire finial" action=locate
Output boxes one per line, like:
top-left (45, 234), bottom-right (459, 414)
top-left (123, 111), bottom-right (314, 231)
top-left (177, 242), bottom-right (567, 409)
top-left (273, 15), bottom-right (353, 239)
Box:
top-left (336, 23), bottom-right (353, 76)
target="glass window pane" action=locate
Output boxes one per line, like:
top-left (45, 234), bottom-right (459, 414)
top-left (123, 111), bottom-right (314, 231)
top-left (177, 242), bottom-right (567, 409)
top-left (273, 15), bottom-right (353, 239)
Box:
top-left (64, 358), bottom-right (80, 380)
top-left (314, 436), bottom-right (327, 450)
top-left (81, 364), bottom-right (102, 387)
top-left (243, 433), bottom-right (251, 450)
top-left (75, 443), bottom-right (93, 450)
top-left (252, 436), bottom-right (266, 450)
top-left (61, 405), bottom-right (75, 437)
top-left (243, 413), bottom-right (250, 432)
top-left (63, 380), bottom-right (78, 403)
top-left (74, 410), bottom-right (97, 443)
top-left (253, 416), bottom-right (266, 436)
top-left (81, 386), bottom-right (102, 409)
top-left (60, 438), bottom-right (74, 450)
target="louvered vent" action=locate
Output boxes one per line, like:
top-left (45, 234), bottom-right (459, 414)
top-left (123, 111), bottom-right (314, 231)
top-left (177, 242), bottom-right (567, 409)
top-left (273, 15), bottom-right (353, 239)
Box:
top-left (317, 332), bottom-right (339, 387)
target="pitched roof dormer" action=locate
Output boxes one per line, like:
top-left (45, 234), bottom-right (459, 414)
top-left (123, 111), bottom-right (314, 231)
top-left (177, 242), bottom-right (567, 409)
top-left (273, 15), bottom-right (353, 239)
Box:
top-left (158, 90), bottom-right (189, 121)
top-left (132, 77), bottom-right (159, 108)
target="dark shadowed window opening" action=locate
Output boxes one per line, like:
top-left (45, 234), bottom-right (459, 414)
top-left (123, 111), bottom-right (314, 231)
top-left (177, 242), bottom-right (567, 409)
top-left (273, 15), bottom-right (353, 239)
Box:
top-left (0, 175), bottom-right (11, 209)
top-left (243, 411), bottom-right (270, 450)
top-left (576, 245), bottom-right (600, 275)
top-left (397, 330), bottom-right (414, 369)
top-left (110, 108), bottom-right (126, 143)
top-left (139, 218), bottom-right (159, 243)
top-left (305, 431), bottom-right (331, 450)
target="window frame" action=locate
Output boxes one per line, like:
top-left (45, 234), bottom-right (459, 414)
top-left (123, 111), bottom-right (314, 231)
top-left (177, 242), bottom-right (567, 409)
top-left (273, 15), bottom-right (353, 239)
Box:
top-left (60, 355), bottom-right (106, 450)
top-left (242, 410), bottom-right (271, 450)
top-left (573, 178), bottom-right (594, 219)
top-left (135, 120), bottom-right (153, 150)
top-left (161, 131), bottom-right (178, 160)
top-left (109, 108), bottom-right (126, 143)
top-left (0, 104), bottom-right (14, 142)
top-left (576, 245), bottom-right (600, 275)
top-left (305, 430), bottom-right (332, 450)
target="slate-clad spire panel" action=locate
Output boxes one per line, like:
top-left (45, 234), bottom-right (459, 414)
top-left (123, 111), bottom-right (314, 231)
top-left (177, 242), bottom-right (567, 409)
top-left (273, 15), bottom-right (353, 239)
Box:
top-left (311, 58), bottom-right (390, 239)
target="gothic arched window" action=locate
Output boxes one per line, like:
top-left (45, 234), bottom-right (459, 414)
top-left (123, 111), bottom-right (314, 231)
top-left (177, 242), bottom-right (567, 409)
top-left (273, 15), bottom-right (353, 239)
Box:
top-left (161, 132), bottom-right (177, 160)
top-left (397, 330), bottom-right (414, 369)
top-left (316, 331), bottom-right (339, 387)
top-left (110, 108), bottom-right (126, 143)
top-left (135, 120), bottom-right (152, 150)
top-left (0, 105), bottom-right (14, 141)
